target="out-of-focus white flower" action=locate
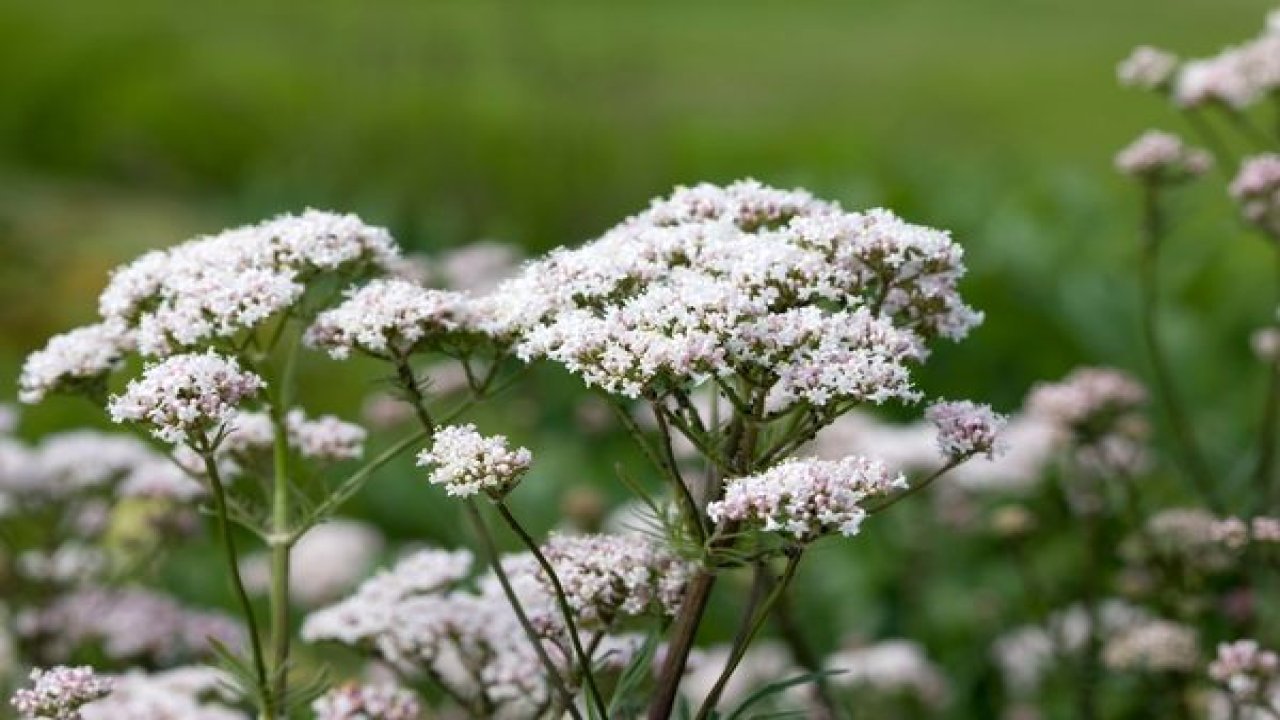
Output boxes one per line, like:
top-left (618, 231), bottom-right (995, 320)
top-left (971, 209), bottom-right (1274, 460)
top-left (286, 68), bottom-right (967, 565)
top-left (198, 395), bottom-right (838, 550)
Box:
top-left (1114, 131), bottom-right (1212, 180)
top-left (1027, 366), bottom-right (1150, 476)
top-left (11, 666), bottom-right (113, 720)
top-left (1210, 640), bottom-right (1280, 704)
top-left (241, 519), bottom-right (384, 607)
top-left (681, 641), bottom-right (799, 712)
top-left (437, 241), bottom-right (522, 293)
top-left (16, 587), bottom-right (243, 666)
top-left (1232, 154), bottom-right (1280, 237)
top-left (708, 456), bottom-right (905, 540)
top-left (80, 667), bottom-right (245, 720)
top-left (416, 424), bottom-right (531, 498)
top-left (108, 352), bottom-right (264, 445)
top-left (1172, 15), bottom-right (1280, 110)
top-left (16, 543), bottom-right (107, 586)
top-left (1252, 327), bottom-right (1280, 362)
top-left (1117, 46), bottom-right (1179, 90)
top-left (825, 640), bottom-right (950, 708)
top-left (19, 321), bottom-right (133, 404)
top-left (994, 600), bottom-right (1150, 695)
top-left (312, 683), bottom-right (421, 720)
top-left (926, 399), bottom-right (1006, 461)
top-left (1102, 619), bottom-right (1199, 672)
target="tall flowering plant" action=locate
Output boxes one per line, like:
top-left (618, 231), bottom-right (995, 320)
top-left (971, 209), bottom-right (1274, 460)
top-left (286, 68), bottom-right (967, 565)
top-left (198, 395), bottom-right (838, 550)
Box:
top-left (16, 182), bottom-right (1000, 718)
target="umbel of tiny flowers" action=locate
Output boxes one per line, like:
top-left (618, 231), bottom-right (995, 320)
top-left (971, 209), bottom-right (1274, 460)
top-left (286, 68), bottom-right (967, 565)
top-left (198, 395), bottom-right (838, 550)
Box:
top-left (311, 683), bottom-right (422, 720)
top-left (17, 321), bottom-right (132, 404)
top-left (1117, 46), bottom-right (1179, 91)
top-left (707, 456), bottom-right (906, 543)
top-left (305, 278), bottom-right (484, 361)
top-left (106, 351), bottom-right (265, 446)
top-left (926, 399), bottom-right (1006, 461)
top-left (416, 424), bottom-right (532, 499)
top-left (1114, 130), bottom-right (1213, 183)
top-left (1231, 154), bottom-right (1280, 239)
top-left (1209, 640), bottom-right (1280, 709)
top-left (11, 666), bottom-right (113, 720)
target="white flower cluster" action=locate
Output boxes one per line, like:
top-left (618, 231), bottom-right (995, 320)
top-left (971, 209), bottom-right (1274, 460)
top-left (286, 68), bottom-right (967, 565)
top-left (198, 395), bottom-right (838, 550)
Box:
top-left (1026, 366), bottom-right (1147, 436)
top-left (312, 683), bottom-right (420, 720)
top-left (11, 666), bottom-right (112, 720)
top-left (809, 408), bottom-right (1060, 495)
top-left (537, 532), bottom-right (694, 626)
top-left (925, 400), bottom-right (1006, 460)
top-left (79, 667), bottom-right (245, 720)
top-left (1102, 619), bottom-right (1200, 672)
top-left (1211, 516), bottom-right (1280, 549)
top-left (825, 640), bottom-right (950, 709)
top-left (1210, 640), bottom-right (1280, 703)
top-left (416, 424), bottom-right (532, 498)
top-left (107, 352), bottom-right (264, 445)
top-left (1232, 154), bottom-right (1280, 237)
top-left (17, 587), bottom-right (243, 666)
top-left (1171, 16), bottom-right (1280, 108)
top-left (1117, 46), bottom-right (1179, 90)
top-left (1114, 130), bottom-right (1212, 180)
top-left (993, 600), bottom-right (1150, 695)
top-left (707, 456), bottom-right (906, 541)
top-left (18, 321), bottom-right (132, 404)
top-left (305, 279), bottom-right (480, 360)
top-left (98, 209), bottom-right (398, 357)
top-left (301, 549), bottom-right (476, 647)
top-left (495, 180), bottom-right (979, 408)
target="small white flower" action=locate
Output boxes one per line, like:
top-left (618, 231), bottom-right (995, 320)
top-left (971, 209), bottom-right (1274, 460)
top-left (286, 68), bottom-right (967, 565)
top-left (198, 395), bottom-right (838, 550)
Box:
top-left (1114, 130), bottom-right (1212, 180)
top-left (926, 400), bottom-right (1006, 461)
top-left (107, 351), bottom-right (264, 445)
top-left (1117, 46), bottom-right (1178, 90)
top-left (11, 665), bottom-right (112, 720)
top-left (708, 456), bottom-right (906, 541)
top-left (416, 424), bottom-right (531, 498)
top-left (312, 683), bottom-right (420, 720)
top-left (19, 321), bottom-right (133, 404)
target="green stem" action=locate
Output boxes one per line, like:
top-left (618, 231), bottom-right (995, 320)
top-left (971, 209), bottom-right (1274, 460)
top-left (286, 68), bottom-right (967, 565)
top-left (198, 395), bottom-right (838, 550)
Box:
top-left (866, 458), bottom-right (962, 514)
top-left (693, 552), bottom-right (805, 720)
top-left (267, 408), bottom-right (292, 714)
top-left (493, 501), bottom-right (609, 719)
top-left (1138, 182), bottom-right (1221, 511)
top-left (464, 500), bottom-right (583, 720)
top-left (199, 448), bottom-right (272, 715)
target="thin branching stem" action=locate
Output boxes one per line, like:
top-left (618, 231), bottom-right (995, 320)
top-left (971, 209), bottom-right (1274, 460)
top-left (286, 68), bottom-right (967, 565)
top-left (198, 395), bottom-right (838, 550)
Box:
top-left (464, 500), bottom-right (583, 720)
top-left (198, 446), bottom-right (272, 715)
top-left (692, 551), bottom-right (805, 720)
top-left (492, 501), bottom-right (610, 719)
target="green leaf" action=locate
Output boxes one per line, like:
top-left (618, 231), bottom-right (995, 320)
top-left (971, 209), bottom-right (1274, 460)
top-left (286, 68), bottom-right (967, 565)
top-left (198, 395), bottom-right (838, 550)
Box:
top-left (724, 670), bottom-right (845, 720)
top-left (606, 630), bottom-right (663, 717)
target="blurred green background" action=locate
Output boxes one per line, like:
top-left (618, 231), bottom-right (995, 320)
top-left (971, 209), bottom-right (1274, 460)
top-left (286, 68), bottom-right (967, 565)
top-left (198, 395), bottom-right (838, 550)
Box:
top-left (2, 1), bottom-right (1278, 714)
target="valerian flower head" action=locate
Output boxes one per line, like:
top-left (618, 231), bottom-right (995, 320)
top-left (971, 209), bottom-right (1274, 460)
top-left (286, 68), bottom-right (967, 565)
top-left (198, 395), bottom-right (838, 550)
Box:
top-left (305, 279), bottom-right (481, 360)
top-left (97, 209), bottom-right (398, 357)
top-left (11, 666), bottom-right (112, 720)
top-left (107, 351), bottom-right (264, 445)
top-left (491, 180), bottom-right (979, 410)
top-left (416, 424), bottom-right (531, 498)
top-left (1102, 619), bottom-right (1199, 673)
top-left (925, 399), bottom-right (1006, 460)
top-left (707, 456), bottom-right (906, 541)
top-left (312, 683), bottom-right (421, 720)
top-left (1231, 154), bottom-right (1280, 237)
top-left (1114, 130), bottom-right (1212, 182)
top-left (19, 321), bottom-right (133, 404)
top-left (1117, 46), bottom-right (1179, 90)
top-left (537, 532), bottom-right (694, 627)
top-left (1210, 640), bottom-right (1280, 702)
top-left (1172, 13), bottom-right (1280, 109)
